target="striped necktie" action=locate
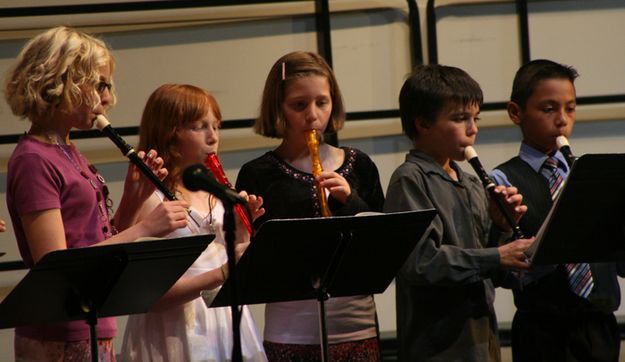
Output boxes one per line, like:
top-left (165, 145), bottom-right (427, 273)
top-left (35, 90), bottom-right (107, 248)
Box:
top-left (541, 157), bottom-right (594, 299)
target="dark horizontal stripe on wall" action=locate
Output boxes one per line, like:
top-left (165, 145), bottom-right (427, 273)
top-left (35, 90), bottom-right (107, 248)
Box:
top-left (0, 260), bottom-right (26, 272)
top-left (577, 94), bottom-right (625, 105)
top-left (346, 109), bottom-right (400, 121)
top-left (344, 97), bottom-right (625, 115)
top-left (221, 119), bottom-right (256, 129)
top-left (481, 102), bottom-right (508, 111)
top-left (0, 119), bottom-right (252, 145)
top-left (71, 127), bottom-right (137, 139)
top-left (2, 94), bottom-right (624, 145)
top-left (0, 127), bottom-right (140, 144)
top-left (477, 94), bottom-right (625, 110)
top-left (0, 111), bottom-right (396, 145)
top-left (0, 0), bottom-right (298, 17)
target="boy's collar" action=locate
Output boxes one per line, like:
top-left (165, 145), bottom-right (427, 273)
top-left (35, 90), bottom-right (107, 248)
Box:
top-left (519, 142), bottom-right (568, 173)
top-left (408, 149), bottom-right (465, 182)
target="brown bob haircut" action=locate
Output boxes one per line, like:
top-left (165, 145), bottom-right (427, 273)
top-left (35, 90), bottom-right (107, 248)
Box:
top-left (255, 51), bottom-right (345, 138)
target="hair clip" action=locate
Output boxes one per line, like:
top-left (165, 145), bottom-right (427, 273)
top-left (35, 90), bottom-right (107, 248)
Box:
top-left (281, 62), bottom-right (286, 81)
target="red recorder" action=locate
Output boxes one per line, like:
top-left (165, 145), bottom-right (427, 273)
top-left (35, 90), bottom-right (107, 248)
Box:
top-left (204, 153), bottom-right (254, 237)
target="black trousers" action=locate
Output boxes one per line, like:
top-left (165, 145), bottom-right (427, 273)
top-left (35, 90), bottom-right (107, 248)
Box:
top-left (511, 310), bottom-right (620, 362)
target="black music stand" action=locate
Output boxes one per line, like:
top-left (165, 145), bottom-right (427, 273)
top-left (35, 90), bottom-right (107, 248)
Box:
top-left (0, 235), bottom-right (213, 362)
top-left (209, 210), bottom-right (436, 361)
top-left (529, 154), bottom-right (625, 265)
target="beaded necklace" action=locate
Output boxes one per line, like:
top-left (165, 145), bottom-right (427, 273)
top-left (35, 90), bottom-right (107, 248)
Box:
top-left (49, 135), bottom-right (115, 239)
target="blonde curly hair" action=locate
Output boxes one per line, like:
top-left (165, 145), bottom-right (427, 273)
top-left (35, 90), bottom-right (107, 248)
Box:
top-left (4, 26), bottom-right (116, 123)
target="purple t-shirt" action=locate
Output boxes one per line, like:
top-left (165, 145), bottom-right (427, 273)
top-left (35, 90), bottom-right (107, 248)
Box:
top-left (7, 136), bottom-right (116, 341)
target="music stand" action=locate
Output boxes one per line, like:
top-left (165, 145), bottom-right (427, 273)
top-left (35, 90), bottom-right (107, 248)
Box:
top-left (0, 235), bottom-right (213, 362)
top-left (209, 209), bottom-right (436, 361)
top-left (528, 154), bottom-right (625, 265)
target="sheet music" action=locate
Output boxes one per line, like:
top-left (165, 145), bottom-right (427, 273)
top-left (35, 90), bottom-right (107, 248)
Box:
top-left (355, 211), bottom-right (385, 217)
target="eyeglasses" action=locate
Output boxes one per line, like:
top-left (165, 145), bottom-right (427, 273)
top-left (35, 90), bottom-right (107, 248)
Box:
top-left (96, 81), bottom-right (112, 94)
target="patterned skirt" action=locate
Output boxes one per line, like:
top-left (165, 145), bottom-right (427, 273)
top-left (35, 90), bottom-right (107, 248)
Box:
top-left (264, 336), bottom-right (380, 362)
top-left (14, 334), bottom-right (116, 362)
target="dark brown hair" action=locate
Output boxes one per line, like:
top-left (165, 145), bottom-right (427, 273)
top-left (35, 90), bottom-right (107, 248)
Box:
top-left (399, 64), bottom-right (483, 141)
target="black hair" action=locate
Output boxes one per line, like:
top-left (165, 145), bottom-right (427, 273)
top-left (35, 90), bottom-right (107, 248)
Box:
top-left (510, 59), bottom-right (578, 109)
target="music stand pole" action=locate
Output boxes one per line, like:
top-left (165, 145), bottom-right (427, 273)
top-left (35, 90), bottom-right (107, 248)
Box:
top-left (82, 252), bottom-right (127, 362)
top-left (316, 282), bottom-right (330, 362)
top-left (223, 203), bottom-right (243, 362)
top-left (315, 230), bottom-right (352, 362)
top-left (86, 307), bottom-right (98, 362)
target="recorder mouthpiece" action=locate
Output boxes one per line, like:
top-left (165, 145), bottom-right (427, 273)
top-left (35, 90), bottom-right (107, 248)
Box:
top-left (464, 145), bottom-right (478, 161)
top-left (556, 135), bottom-right (570, 149)
top-left (94, 114), bottom-right (111, 130)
